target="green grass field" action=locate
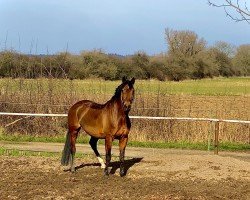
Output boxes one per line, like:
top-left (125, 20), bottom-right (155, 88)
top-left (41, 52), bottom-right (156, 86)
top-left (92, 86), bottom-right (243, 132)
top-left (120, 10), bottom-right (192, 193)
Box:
top-left (0, 146), bottom-right (97, 158)
top-left (0, 77), bottom-right (250, 96)
top-left (0, 134), bottom-right (249, 152)
top-left (0, 77), bottom-right (249, 149)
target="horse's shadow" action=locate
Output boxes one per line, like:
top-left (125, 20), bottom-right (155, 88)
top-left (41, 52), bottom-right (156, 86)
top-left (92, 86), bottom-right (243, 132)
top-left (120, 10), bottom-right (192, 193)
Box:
top-left (64, 157), bottom-right (143, 175)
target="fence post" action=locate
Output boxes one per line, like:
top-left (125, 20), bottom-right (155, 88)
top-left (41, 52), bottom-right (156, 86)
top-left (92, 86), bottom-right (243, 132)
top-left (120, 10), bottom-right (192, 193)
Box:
top-left (214, 121), bottom-right (220, 155)
top-left (248, 124), bottom-right (250, 144)
top-left (207, 121), bottom-right (214, 151)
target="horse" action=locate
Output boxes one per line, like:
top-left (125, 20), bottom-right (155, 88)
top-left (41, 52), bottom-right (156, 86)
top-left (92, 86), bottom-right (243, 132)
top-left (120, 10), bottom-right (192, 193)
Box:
top-left (61, 77), bottom-right (135, 177)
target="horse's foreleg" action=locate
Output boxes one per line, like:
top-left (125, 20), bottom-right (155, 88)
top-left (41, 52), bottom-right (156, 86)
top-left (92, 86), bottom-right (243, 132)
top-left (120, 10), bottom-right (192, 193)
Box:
top-left (89, 136), bottom-right (105, 169)
top-left (104, 135), bottom-right (113, 176)
top-left (69, 127), bottom-right (79, 173)
top-left (119, 135), bottom-right (128, 177)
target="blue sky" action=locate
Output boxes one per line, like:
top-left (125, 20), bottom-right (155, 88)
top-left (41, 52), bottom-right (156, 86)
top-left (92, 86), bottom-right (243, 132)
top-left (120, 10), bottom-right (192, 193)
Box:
top-left (0, 0), bottom-right (250, 55)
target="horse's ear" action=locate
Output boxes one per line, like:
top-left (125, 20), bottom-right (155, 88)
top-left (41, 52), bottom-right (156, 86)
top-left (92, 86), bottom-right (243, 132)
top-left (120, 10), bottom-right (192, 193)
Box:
top-left (122, 76), bottom-right (127, 83)
top-left (130, 77), bottom-right (135, 85)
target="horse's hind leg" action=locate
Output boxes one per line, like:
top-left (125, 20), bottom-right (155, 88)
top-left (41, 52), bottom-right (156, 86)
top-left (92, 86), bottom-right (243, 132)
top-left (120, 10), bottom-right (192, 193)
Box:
top-left (69, 126), bottom-right (80, 173)
top-left (89, 137), bottom-right (105, 169)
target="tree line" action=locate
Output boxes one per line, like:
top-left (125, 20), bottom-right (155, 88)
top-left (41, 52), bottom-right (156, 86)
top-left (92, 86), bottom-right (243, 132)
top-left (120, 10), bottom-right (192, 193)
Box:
top-left (0, 28), bottom-right (249, 81)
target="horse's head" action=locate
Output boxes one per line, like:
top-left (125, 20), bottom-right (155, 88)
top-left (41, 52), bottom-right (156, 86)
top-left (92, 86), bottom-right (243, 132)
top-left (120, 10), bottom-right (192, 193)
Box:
top-left (121, 77), bottom-right (135, 112)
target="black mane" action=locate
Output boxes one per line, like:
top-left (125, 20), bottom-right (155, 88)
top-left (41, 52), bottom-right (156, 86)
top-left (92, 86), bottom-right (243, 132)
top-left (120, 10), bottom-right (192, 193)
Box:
top-left (112, 82), bottom-right (126, 99)
top-left (111, 80), bottom-right (133, 100)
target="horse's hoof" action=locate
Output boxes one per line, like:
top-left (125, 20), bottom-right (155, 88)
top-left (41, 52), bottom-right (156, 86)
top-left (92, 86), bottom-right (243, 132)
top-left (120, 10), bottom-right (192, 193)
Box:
top-left (120, 172), bottom-right (125, 177)
top-left (104, 168), bottom-right (109, 176)
top-left (120, 169), bottom-right (126, 177)
top-left (104, 171), bottom-right (109, 176)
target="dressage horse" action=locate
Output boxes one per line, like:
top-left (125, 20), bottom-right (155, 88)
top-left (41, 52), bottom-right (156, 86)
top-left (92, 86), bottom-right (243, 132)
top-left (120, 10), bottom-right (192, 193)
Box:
top-left (61, 77), bottom-right (135, 177)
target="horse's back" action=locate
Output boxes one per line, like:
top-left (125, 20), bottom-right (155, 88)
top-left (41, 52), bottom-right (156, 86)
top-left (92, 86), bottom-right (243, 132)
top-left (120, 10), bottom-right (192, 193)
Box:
top-left (68, 100), bottom-right (107, 137)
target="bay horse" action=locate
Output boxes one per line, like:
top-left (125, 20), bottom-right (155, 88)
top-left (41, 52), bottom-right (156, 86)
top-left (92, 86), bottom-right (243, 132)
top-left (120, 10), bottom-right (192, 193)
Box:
top-left (61, 77), bottom-right (135, 177)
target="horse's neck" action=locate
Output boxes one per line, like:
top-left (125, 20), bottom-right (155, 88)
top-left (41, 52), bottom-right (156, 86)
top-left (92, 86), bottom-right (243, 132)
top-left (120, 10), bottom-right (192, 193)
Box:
top-left (107, 97), bottom-right (126, 117)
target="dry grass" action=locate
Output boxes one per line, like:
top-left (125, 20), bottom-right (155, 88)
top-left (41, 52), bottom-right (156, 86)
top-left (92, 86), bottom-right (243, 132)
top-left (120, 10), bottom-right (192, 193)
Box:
top-left (0, 78), bottom-right (249, 144)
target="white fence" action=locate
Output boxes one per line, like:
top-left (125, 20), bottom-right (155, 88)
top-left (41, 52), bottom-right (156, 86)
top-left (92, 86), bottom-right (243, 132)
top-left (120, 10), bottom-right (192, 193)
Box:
top-left (0, 112), bottom-right (249, 154)
top-left (1, 112), bottom-right (250, 124)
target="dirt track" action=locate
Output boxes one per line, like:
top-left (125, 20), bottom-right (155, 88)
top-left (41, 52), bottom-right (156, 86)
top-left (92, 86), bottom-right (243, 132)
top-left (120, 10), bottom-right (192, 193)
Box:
top-left (0, 142), bottom-right (249, 199)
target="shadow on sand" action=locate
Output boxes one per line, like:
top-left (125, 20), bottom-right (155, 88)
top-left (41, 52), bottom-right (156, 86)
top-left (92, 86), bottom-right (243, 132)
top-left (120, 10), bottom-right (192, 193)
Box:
top-left (64, 157), bottom-right (143, 175)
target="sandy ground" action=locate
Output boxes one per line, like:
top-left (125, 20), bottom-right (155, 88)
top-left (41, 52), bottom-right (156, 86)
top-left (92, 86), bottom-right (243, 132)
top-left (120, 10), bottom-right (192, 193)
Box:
top-left (0, 141), bottom-right (249, 200)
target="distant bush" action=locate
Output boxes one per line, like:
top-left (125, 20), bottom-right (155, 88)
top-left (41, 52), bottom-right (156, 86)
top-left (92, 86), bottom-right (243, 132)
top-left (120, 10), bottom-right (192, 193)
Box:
top-left (0, 29), bottom-right (249, 80)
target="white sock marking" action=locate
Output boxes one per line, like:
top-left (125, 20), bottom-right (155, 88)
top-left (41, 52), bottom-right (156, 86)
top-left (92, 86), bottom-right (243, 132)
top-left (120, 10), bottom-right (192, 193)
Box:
top-left (97, 156), bottom-right (105, 169)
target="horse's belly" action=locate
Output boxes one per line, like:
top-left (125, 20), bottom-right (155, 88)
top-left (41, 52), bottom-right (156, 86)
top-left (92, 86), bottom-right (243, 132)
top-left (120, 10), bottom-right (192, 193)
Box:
top-left (82, 125), bottom-right (106, 139)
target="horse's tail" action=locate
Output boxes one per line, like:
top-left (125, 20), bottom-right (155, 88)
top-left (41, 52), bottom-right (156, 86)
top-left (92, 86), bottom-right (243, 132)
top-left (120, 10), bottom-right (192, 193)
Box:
top-left (61, 131), bottom-right (71, 166)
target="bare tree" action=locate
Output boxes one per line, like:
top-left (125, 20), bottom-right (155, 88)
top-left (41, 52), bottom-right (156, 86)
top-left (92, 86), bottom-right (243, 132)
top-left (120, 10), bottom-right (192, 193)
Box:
top-left (208, 0), bottom-right (250, 23)
top-left (165, 28), bottom-right (206, 57)
top-left (214, 41), bottom-right (236, 57)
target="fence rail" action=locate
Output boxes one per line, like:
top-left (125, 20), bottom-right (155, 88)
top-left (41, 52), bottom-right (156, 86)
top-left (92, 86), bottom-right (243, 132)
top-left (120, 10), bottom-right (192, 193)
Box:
top-left (0, 112), bottom-right (249, 155)
top-left (1, 112), bottom-right (250, 124)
